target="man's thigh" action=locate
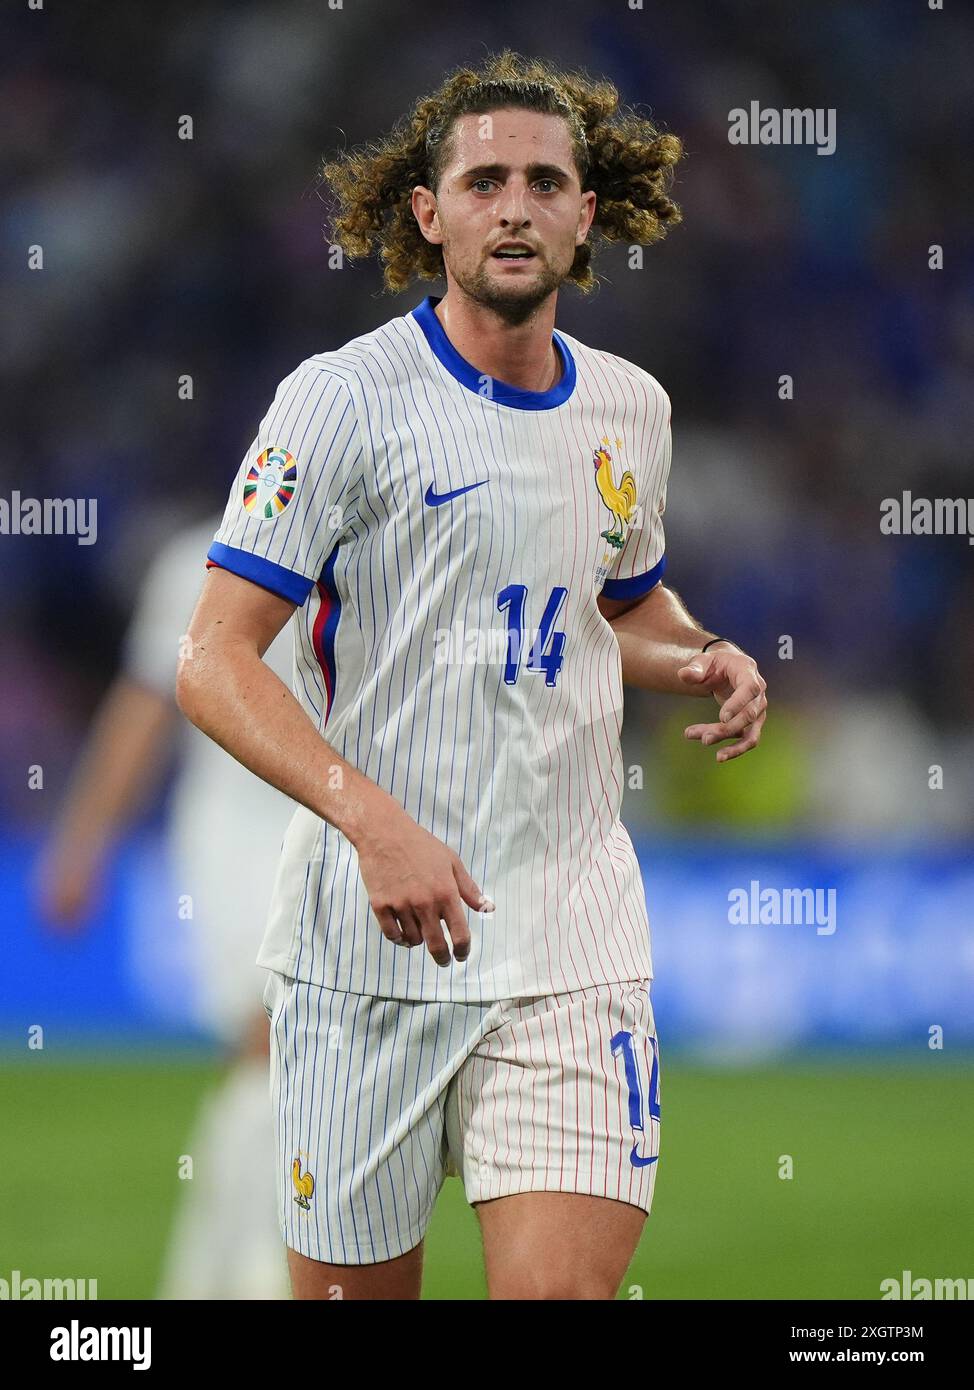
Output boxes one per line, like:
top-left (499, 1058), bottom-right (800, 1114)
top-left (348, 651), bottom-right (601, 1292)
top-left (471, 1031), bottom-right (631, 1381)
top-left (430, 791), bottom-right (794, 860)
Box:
top-left (285, 1241), bottom-right (425, 1300)
top-left (476, 1192), bottom-right (646, 1299)
top-left (263, 970), bottom-right (493, 1277)
top-left (449, 978), bottom-right (661, 1299)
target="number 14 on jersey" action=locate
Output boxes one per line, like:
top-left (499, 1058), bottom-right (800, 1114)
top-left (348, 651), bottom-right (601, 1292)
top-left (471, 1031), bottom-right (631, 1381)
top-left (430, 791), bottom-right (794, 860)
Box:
top-left (497, 584), bottom-right (568, 686)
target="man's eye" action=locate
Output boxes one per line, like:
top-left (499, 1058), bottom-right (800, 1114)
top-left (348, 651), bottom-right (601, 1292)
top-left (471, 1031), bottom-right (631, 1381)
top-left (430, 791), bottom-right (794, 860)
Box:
top-left (472, 179), bottom-right (494, 192)
top-left (535, 179), bottom-right (557, 192)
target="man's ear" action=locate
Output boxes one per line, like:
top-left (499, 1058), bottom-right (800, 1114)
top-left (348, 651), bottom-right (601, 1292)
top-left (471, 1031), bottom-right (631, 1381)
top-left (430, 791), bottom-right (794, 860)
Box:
top-left (576, 189), bottom-right (597, 245)
top-left (411, 186), bottom-right (443, 246)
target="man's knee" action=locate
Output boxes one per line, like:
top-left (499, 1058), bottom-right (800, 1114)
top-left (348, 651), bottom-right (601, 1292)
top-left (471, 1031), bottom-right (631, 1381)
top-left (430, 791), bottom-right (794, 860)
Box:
top-left (488, 1264), bottom-right (620, 1300)
top-left (286, 1241), bottom-right (424, 1300)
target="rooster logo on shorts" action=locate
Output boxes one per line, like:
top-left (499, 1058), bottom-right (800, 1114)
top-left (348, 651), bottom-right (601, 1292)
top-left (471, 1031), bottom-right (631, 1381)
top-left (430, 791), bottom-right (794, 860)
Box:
top-left (292, 1155), bottom-right (315, 1209)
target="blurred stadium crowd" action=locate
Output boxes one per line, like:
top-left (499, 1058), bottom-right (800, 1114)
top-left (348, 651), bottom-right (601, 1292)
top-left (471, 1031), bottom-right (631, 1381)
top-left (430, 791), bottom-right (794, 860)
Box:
top-left (2, 0), bottom-right (972, 839)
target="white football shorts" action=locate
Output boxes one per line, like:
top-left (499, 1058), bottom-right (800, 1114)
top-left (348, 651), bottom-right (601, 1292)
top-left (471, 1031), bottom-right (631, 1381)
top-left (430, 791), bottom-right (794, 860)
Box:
top-left (262, 970), bottom-right (662, 1265)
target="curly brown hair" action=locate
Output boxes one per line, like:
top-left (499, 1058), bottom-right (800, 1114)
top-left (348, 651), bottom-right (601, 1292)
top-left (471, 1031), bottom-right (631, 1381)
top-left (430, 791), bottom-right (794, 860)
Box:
top-left (320, 49), bottom-right (684, 294)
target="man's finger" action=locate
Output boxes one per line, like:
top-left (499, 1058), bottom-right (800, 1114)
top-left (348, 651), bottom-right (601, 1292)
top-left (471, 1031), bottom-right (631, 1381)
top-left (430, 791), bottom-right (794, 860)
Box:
top-left (417, 909), bottom-right (453, 967)
top-left (441, 896), bottom-right (472, 963)
top-left (715, 712), bottom-right (767, 762)
top-left (684, 721), bottom-right (732, 742)
top-left (718, 692), bottom-right (768, 737)
top-left (716, 734), bottom-right (760, 762)
top-left (452, 858), bottom-right (494, 913)
top-left (374, 907), bottom-right (405, 945)
top-left (685, 720), bottom-right (754, 746)
top-left (395, 908), bottom-right (423, 946)
top-left (718, 675), bottom-right (764, 726)
top-left (676, 657), bottom-right (715, 685)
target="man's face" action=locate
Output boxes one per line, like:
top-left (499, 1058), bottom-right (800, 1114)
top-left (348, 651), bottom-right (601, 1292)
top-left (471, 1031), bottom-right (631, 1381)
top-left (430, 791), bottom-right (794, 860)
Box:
top-left (413, 108), bottom-right (596, 323)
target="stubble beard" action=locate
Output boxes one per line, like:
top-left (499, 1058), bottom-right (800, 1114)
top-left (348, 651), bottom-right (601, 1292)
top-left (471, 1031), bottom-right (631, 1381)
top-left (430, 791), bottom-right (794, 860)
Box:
top-left (448, 245), bottom-right (572, 326)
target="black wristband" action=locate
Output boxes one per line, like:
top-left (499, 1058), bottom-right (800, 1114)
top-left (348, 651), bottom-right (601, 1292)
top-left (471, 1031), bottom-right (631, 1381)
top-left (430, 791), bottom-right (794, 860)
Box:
top-left (701, 636), bottom-right (737, 653)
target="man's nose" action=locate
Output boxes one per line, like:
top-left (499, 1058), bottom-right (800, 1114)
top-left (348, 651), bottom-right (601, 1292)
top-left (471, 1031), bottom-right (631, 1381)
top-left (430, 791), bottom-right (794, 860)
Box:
top-left (497, 180), bottom-right (532, 227)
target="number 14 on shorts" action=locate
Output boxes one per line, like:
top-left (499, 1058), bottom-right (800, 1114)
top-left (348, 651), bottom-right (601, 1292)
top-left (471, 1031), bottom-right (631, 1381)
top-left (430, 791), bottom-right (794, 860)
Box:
top-left (611, 1029), bottom-right (661, 1169)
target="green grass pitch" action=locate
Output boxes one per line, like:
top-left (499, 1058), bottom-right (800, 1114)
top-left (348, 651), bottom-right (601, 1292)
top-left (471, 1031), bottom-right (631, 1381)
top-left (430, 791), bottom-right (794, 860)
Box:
top-left (1, 1052), bottom-right (969, 1300)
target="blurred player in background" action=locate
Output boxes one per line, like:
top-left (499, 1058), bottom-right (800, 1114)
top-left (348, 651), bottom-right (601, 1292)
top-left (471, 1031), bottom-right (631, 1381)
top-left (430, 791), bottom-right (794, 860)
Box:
top-left (35, 514), bottom-right (293, 1300)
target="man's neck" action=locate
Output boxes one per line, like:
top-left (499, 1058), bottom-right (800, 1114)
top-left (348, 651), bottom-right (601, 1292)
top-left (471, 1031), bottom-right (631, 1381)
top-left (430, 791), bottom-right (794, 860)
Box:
top-left (434, 290), bottom-right (561, 393)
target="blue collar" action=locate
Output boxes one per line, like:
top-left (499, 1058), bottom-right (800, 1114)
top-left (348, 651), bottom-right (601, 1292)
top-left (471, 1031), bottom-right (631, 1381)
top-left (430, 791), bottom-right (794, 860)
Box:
top-left (410, 295), bottom-right (576, 410)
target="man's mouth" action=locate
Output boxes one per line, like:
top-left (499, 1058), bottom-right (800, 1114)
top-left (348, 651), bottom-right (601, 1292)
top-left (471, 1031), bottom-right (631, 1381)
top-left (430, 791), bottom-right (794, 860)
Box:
top-left (491, 243), bottom-right (537, 261)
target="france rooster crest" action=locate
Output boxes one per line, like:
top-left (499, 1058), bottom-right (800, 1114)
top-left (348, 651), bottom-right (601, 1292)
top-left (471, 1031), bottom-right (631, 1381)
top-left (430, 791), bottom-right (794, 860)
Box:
top-left (592, 437), bottom-right (637, 588)
top-left (292, 1154), bottom-right (315, 1210)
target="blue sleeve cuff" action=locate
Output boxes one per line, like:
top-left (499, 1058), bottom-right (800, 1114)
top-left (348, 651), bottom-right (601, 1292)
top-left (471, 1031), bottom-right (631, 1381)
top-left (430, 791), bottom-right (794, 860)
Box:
top-left (205, 542), bottom-right (314, 606)
top-left (601, 553), bottom-right (666, 600)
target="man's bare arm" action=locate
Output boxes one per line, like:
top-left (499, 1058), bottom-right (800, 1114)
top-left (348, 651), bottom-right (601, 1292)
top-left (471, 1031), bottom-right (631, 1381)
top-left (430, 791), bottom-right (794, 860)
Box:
top-left (36, 679), bottom-right (176, 927)
top-left (597, 583), bottom-right (728, 694)
top-left (176, 567), bottom-right (491, 962)
top-left (597, 582), bottom-right (768, 762)
top-left (177, 567), bottom-right (390, 845)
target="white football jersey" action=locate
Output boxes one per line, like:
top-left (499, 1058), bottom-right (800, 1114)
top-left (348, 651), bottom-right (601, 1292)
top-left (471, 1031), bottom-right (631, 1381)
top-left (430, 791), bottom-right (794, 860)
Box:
top-left (207, 295), bottom-right (672, 1002)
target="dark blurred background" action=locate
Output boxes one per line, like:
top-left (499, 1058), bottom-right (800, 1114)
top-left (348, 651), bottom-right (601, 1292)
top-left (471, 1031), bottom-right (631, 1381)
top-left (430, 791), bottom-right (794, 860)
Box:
top-left (3, 0), bottom-right (973, 838)
top-left (1, 0), bottom-right (972, 1299)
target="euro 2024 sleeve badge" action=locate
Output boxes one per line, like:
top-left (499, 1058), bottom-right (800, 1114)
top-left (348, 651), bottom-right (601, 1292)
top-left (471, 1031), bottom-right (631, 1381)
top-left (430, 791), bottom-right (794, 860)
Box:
top-left (242, 447), bottom-right (298, 520)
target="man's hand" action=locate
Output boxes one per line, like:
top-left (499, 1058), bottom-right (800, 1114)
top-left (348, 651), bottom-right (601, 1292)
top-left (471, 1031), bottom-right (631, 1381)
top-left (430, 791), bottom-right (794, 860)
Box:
top-left (676, 643), bottom-right (768, 762)
top-left (355, 809), bottom-right (494, 967)
top-left (34, 834), bottom-right (105, 930)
